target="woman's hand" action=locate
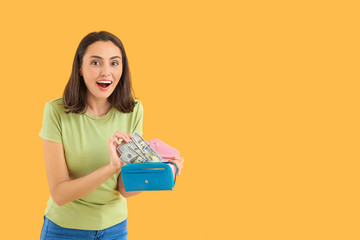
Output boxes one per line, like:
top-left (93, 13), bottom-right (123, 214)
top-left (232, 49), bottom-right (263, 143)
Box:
top-left (167, 156), bottom-right (184, 176)
top-left (108, 131), bottom-right (133, 175)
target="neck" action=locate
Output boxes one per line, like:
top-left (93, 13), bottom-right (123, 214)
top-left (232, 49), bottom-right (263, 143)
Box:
top-left (86, 93), bottom-right (112, 116)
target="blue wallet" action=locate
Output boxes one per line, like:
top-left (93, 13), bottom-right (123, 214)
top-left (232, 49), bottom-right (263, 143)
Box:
top-left (121, 162), bottom-right (178, 191)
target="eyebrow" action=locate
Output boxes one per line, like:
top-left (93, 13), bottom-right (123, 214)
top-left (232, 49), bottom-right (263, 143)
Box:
top-left (89, 55), bottom-right (121, 60)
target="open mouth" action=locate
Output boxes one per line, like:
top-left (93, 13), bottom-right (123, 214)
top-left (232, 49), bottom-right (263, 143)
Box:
top-left (96, 80), bottom-right (112, 89)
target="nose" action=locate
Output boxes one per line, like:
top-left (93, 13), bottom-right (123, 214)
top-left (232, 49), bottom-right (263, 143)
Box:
top-left (101, 64), bottom-right (111, 76)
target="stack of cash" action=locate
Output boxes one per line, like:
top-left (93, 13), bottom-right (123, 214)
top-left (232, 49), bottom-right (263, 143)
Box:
top-left (117, 132), bottom-right (164, 165)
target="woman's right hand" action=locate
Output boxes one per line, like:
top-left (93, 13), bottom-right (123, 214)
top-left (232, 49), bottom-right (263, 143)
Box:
top-left (108, 131), bottom-right (133, 174)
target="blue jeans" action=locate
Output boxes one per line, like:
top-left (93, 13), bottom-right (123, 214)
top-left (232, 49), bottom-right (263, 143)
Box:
top-left (40, 215), bottom-right (128, 240)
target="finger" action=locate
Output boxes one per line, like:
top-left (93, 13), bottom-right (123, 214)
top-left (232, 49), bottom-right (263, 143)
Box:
top-left (171, 158), bottom-right (184, 169)
top-left (168, 159), bottom-right (182, 176)
top-left (172, 158), bottom-right (183, 168)
top-left (113, 131), bottom-right (131, 143)
top-left (109, 137), bottom-right (120, 152)
top-left (177, 163), bottom-right (181, 176)
top-left (172, 156), bottom-right (184, 163)
top-left (111, 137), bottom-right (123, 154)
top-left (173, 156), bottom-right (183, 163)
top-left (117, 131), bottom-right (132, 138)
top-left (113, 131), bottom-right (130, 140)
top-left (108, 138), bottom-right (119, 158)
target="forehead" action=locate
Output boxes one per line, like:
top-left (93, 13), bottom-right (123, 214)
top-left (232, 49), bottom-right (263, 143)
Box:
top-left (84, 41), bottom-right (122, 58)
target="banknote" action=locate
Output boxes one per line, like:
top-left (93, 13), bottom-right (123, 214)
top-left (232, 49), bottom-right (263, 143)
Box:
top-left (117, 132), bottom-right (164, 164)
top-left (130, 138), bottom-right (152, 162)
top-left (132, 132), bottom-right (163, 162)
top-left (120, 146), bottom-right (147, 164)
top-left (144, 153), bottom-right (161, 162)
top-left (117, 140), bottom-right (150, 162)
top-left (117, 141), bottom-right (129, 154)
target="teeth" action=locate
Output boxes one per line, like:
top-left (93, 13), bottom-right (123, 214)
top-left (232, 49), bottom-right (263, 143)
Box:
top-left (97, 81), bottom-right (112, 84)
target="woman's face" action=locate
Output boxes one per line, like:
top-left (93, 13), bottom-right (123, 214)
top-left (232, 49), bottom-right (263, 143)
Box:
top-left (80, 41), bottom-right (123, 101)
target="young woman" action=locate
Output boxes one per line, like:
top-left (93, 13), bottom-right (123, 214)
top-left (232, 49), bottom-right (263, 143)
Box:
top-left (39, 31), bottom-right (184, 240)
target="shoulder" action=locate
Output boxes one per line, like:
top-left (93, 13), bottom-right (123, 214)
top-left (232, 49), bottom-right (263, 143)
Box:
top-left (133, 98), bottom-right (143, 115)
top-left (44, 97), bottom-right (67, 115)
top-left (47, 97), bottom-right (64, 106)
top-left (134, 99), bottom-right (143, 109)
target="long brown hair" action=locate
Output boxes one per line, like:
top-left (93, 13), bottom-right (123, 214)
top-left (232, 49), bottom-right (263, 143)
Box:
top-left (63, 31), bottom-right (137, 114)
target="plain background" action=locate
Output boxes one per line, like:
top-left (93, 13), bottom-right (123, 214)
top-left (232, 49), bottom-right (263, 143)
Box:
top-left (0, 0), bottom-right (359, 239)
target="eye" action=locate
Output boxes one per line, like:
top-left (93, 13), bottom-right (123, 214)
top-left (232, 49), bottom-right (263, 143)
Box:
top-left (91, 61), bottom-right (100, 65)
top-left (112, 61), bottom-right (119, 66)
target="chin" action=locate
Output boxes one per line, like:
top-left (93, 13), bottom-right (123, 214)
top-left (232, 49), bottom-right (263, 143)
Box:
top-left (88, 90), bottom-right (114, 101)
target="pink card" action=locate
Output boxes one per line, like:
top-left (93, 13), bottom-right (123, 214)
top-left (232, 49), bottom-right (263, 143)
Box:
top-left (147, 138), bottom-right (180, 179)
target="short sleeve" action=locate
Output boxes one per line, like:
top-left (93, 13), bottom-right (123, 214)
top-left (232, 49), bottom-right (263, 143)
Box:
top-left (39, 102), bottom-right (63, 143)
top-left (131, 100), bottom-right (144, 136)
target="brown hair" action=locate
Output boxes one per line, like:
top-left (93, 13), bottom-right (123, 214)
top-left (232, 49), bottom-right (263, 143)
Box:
top-left (63, 31), bottom-right (137, 114)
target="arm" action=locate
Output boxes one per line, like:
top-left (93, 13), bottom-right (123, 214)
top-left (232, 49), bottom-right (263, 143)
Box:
top-left (43, 139), bottom-right (118, 206)
top-left (117, 172), bottom-right (142, 198)
top-left (116, 100), bottom-right (143, 198)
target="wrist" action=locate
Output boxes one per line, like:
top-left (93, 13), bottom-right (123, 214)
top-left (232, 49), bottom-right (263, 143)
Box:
top-left (106, 163), bottom-right (119, 176)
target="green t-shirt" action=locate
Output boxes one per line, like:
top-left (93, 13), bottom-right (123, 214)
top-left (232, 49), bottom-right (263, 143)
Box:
top-left (39, 97), bottom-right (143, 230)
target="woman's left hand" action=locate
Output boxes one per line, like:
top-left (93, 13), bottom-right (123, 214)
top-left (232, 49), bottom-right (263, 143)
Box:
top-left (167, 156), bottom-right (184, 176)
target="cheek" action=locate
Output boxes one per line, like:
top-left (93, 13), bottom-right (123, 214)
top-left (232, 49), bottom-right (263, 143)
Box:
top-left (114, 69), bottom-right (123, 82)
top-left (116, 68), bottom-right (123, 77)
top-left (83, 70), bottom-right (99, 87)
top-left (84, 67), bottom-right (99, 78)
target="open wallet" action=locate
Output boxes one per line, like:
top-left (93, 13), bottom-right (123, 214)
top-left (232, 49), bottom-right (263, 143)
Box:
top-left (120, 138), bottom-right (180, 191)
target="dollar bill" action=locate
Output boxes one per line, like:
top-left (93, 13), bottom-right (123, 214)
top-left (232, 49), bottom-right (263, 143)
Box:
top-left (132, 132), bottom-right (163, 162)
top-left (144, 153), bottom-right (162, 162)
top-left (117, 139), bottom-right (151, 163)
top-left (120, 146), bottom-right (147, 164)
top-left (117, 141), bottom-right (129, 154)
top-left (130, 138), bottom-right (152, 162)
top-left (117, 140), bottom-right (148, 160)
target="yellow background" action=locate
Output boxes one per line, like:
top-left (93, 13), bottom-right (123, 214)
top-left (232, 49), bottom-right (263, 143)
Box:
top-left (0, 0), bottom-right (359, 239)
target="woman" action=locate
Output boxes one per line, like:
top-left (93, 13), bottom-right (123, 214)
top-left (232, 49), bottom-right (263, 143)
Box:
top-left (39, 31), bottom-right (184, 240)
